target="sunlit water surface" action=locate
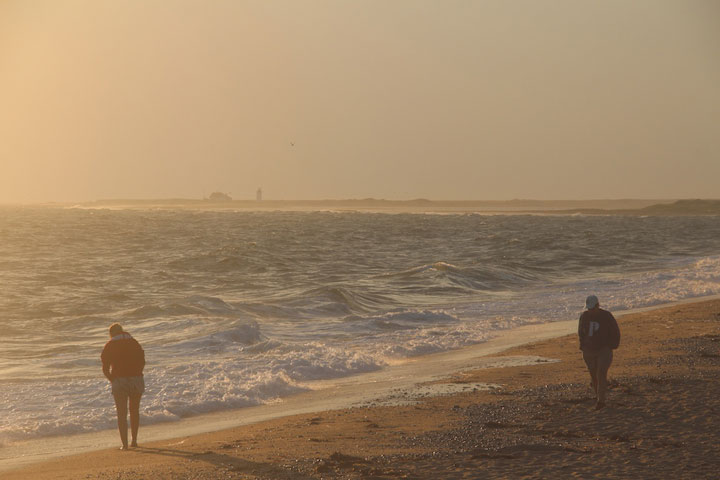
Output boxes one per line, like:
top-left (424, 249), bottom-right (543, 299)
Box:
top-left (1, 207), bottom-right (719, 442)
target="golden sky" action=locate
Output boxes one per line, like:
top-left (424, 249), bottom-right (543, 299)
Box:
top-left (1, 0), bottom-right (718, 202)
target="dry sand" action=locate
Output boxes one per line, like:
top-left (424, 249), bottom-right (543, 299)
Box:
top-left (4, 299), bottom-right (719, 479)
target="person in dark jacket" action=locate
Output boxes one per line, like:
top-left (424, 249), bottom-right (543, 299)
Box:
top-left (101, 323), bottom-right (145, 449)
top-left (578, 295), bottom-right (620, 410)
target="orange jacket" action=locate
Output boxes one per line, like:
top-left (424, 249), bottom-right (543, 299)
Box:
top-left (101, 333), bottom-right (145, 379)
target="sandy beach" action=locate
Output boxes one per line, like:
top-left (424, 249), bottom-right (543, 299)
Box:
top-left (4, 298), bottom-right (719, 479)
top-left (4, 2), bottom-right (719, 478)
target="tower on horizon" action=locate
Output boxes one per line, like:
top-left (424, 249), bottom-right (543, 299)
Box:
top-left (256, 187), bottom-right (262, 201)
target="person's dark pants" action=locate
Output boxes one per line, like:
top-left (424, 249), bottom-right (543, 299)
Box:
top-left (582, 348), bottom-right (613, 404)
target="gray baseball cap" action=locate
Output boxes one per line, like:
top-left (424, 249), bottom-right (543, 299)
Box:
top-left (585, 295), bottom-right (599, 309)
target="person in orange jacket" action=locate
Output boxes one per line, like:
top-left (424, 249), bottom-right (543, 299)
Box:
top-left (101, 323), bottom-right (145, 449)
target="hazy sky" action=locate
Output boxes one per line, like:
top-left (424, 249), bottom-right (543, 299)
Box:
top-left (1, 0), bottom-right (718, 202)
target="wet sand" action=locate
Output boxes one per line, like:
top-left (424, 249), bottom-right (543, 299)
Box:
top-left (4, 299), bottom-right (719, 479)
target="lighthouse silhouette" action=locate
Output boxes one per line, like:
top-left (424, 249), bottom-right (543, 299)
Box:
top-left (256, 188), bottom-right (262, 201)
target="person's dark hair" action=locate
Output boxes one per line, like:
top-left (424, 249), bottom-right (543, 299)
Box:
top-left (109, 323), bottom-right (124, 337)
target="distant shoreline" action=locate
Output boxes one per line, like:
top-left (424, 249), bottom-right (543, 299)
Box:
top-left (58, 198), bottom-right (720, 215)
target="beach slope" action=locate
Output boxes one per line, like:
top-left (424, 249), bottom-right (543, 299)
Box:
top-left (4, 299), bottom-right (719, 479)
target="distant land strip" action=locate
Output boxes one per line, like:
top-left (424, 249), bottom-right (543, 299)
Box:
top-left (553, 199), bottom-right (720, 215)
top-left (75, 198), bottom-right (720, 215)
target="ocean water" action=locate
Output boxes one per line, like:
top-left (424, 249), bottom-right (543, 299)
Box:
top-left (1, 206), bottom-right (719, 444)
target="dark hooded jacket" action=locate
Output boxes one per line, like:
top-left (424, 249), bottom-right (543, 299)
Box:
top-left (578, 308), bottom-right (620, 352)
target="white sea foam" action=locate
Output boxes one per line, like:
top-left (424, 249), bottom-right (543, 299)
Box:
top-left (0, 334), bottom-right (385, 443)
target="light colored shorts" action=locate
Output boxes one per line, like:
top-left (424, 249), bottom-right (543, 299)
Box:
top-left (111, 376), bottom-right (145, 399)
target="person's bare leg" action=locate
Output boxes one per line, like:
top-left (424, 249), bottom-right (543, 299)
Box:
top-left (129, 393), bottom-right (141, 447)
top-left (113, 392), bottom-right (129, 450)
